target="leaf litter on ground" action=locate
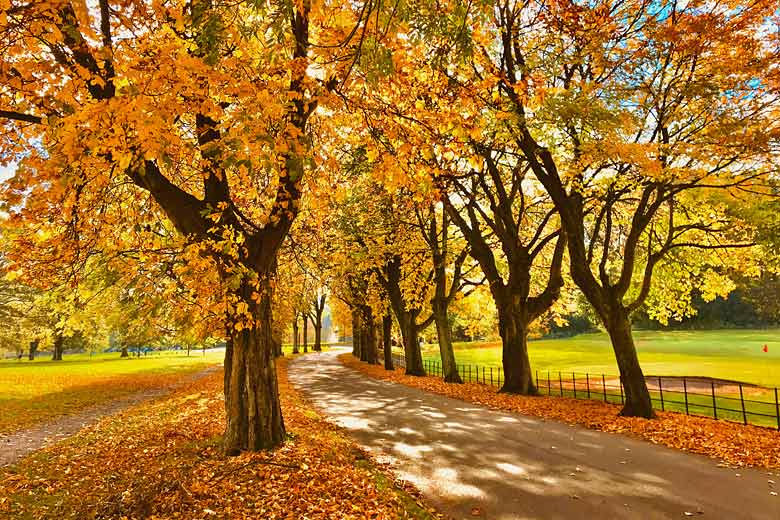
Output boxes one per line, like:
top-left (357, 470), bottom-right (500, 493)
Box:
top-left (340, 354), bottom-right (780, 470)
top-left (0, 356), bottom-right (442, 520)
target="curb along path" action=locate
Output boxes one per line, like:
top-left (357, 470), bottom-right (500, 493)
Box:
top-left (288, 348), bottom-right (780, 520)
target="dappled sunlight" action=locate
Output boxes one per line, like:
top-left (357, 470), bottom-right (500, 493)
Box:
top-left (289, 350), bottom-right (780, 519)
top-left (496, 462), bottom-right (526, 476)
top-left (393, 441), bottom-right (434, 459)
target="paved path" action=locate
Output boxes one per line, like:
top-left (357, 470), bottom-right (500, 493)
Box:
top-left (0, 366), bottom-right (219, 467)
top-left (289, 349), bottom-right (780, 520)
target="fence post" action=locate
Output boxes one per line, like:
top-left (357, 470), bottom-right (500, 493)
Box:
top-left (775, 388), bottom-right (779, 430)
top-left (658, 376), bottom-right (665, 411)
top-left (586, 373), bottom-right (591, 399)
top-left (559, 372), bottom-right (563, 396)
top-left (483, 366), bottom-right (486, 384)
top-left (683, 377), bottom-right (689, 415)
top-left (469, 365), bottom-right (472, 383)
top-left (572, 372), bottom-right (577, 398)
top-left (547, 371), bottom-right (551, 395)
top-left (602, 374), bottom-right (607, 402)
top-left (711, 381), bottom-right (718, 420)
top-left (739, 384), bottom-right (747, 425)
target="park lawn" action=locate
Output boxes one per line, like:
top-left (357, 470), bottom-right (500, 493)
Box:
top-left (422, 329), bottom-right (780, 387)
top-left (0, 356), bottom-right (436, 520)
top-left (0, 350), bottom-right (223, 435)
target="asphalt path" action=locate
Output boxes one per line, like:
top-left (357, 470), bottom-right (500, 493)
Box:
top-left (289, 348), bottom-right (780, 520)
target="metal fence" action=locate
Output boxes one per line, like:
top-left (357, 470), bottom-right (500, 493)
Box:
top-left (389, 353), bottom-right (780, 430)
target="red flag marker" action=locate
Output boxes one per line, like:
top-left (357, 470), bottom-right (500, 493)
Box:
top-left (763, 344), bottom-right (768, 353)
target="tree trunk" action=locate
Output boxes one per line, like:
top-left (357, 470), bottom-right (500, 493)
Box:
top-left (382, 315), bottom-right (394, 370)
top-left (273, 329), bottom-right (284, 358)
top-left (432, 299), bottom-right (462, 383)
top-left (313, 304), bottom-right (324, 352)
top-left (496, 299), bottom-right (535, 394)
top-left (361, 306), bottom-right (378, 365)
top-left (292, 316), bottom-right (300, 354)
top-left (359, 313), bottom-right (369, 362)
top-left (351, 308), bottom-right (361, 358)
top-left (399, 312), bottom-right (425, 376)
top-left (223, 281), bottom-right (285, 455)
top-left (28, 339), bottom-right (38, 361)
top-left (52, 334), bottom-right (64, 361)
top-left (187, 344), bottom-right (191, 356)
top-left (606, 313), bottom-right (655, 418)
top-left (120, 346), bottom-right (129, 358)
top-left (313, 321), bottom-right (322, 352)
top-left (303, 315), bottom-right (308, 353)
top-left (363, 322), bottom-right (377, 364)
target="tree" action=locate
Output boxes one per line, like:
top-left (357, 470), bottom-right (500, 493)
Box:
top-left (350, 10), bottom-right (566, 392)
top-left (411, 204), bottom-right (477, 383)
top-left (309, 292), bottom-right (327, 352)
top-left (0, 0), bottom-right (404, 451)
top-left (474, 0), bottom-right (780, 415)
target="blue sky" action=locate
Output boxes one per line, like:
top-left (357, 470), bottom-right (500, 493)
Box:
top-left (0, 163), bottom-right (15, 181)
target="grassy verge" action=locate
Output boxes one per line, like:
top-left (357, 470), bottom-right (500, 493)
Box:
top-left (343, 353), bottom-right (780, 470)
top-left (0, 354), bottom-right (440, 519)
top-left (0, 350), bottom-right (223, 434)
top-left (422, 329), bottom-right (780, 387)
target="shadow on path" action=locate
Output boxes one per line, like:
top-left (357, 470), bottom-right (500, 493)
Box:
top-left (289, 349), bottom-right (780, 520)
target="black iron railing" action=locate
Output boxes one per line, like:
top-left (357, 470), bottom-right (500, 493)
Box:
top-left (388, 353), bottom-right (780, 430)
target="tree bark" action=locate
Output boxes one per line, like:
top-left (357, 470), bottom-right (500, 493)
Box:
top-left (303, 314), bottom-right (308, 353)
top-left (120, 346), bottom-right (129, 358)
top-left (359, 312), bottom-right (368, 363)
top-left (361, 306), bottom-right (378, 365)
top-left (28, 339), bottom-right (38, 361)
top-left (313, 294), bottom-right (325, 352)
top-left (399, 312), bottom-right (425, 376)
top-left (313, 320), bottom-right (322, 352)
top-left (351, 308), bottom-right (361, 358)
top-left (496, 298), bottom-right (536, 394)
top-left (382, 315), bottom-right (394, 370)
top-left (223, 280), bottom-right (285, 455)
top-left (52, 334), bottom-right (64, 361)
top-left (273, 329), bottom-right (283, 358)
top-left (292, 315), bottom-right (300, 354)
top-left (432, 299), bottom-right (462, 383)
top-left (606, 312), bottom-right (655, 418)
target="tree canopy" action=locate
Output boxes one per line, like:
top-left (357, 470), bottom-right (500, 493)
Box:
top-left (1, 0), bottom-right (778, 450)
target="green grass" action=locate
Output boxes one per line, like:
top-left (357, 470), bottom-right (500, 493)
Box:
top-left (0, 349), bottom-right (224, 434)
top-left (423, 329), bottom-right (780, 387)
top-left (420, 329), bottom-right (780, 427)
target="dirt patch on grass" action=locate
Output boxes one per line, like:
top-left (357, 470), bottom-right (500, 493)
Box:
top-left (642, 375), bottom-right (764, 396)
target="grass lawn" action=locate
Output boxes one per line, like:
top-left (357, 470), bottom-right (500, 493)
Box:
top-left (0, 349), bottom-right (224, 434)
top-left (419, 329), bottom-right (780, 427)
top-left (422, 329), bottom-right (780, 387)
